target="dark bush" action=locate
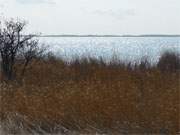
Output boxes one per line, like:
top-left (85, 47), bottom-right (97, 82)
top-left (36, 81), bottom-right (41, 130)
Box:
top-left (157, 51), bottom-right (180, 72)
top-left (0, 19), bottom-right (44, 80)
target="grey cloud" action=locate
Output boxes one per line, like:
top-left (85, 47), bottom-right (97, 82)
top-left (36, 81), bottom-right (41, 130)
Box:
top-left (93, 9), bottom-right (136, 20)
top-left (16, 0), bottom-right (55, 4)
top-left (0, 4), bottom-right (3, 8)
top-left (0, 3), bottom-right (5, 8)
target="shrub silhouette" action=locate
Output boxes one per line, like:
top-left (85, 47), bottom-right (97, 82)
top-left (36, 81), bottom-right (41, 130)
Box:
top-left (0, 19), bottom-right (43, 80)
top-left (157, 51), bottom-right (180, 72)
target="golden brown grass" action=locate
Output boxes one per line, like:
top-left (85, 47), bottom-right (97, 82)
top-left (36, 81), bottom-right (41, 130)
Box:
top-left (0, 54), bottom-right (180, 134)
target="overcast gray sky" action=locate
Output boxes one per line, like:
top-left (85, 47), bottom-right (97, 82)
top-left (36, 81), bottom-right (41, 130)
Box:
top-left (0, 0), bottom-right (180, 35)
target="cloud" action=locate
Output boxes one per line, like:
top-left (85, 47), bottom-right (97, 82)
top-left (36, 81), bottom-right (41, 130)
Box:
top-left (92, 9), bottom-right (136, 20)
top-left (16, 0), bottom-right (56, 5)
top-left (0, 4), bottom-right (4, 8)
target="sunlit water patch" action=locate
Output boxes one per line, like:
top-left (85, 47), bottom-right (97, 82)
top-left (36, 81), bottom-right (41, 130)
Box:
top-left (39, 37), bottom-right (180, 63)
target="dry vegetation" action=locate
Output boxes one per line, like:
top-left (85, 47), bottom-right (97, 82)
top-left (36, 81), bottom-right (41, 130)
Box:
top-left (0, 51), bottom-right (180, 134)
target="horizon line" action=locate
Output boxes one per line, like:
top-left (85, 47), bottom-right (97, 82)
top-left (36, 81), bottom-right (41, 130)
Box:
top-left (38, 34), bottom-right (180, 37)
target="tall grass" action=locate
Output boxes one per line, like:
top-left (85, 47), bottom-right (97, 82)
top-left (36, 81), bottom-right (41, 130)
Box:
top-left (0, 51), bottom-right (180, 134)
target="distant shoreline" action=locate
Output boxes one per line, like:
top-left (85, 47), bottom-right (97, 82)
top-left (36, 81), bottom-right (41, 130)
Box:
top-left (38, 35), bottom-right (180, 37)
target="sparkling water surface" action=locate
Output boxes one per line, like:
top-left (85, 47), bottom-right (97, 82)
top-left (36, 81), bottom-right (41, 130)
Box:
top-left (39, 37), bottom-right (180, 63)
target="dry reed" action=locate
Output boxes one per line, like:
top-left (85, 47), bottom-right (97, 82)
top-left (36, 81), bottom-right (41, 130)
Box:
top-left (0, 51), bottom-right (180, 134)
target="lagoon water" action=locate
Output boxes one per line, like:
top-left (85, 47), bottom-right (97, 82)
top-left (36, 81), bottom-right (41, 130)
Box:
top-left (39, 37), bottom-right (180, 63)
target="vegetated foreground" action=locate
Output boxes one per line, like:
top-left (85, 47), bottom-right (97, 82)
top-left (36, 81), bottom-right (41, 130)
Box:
top-left (0, 52), bottom-right (180, 134)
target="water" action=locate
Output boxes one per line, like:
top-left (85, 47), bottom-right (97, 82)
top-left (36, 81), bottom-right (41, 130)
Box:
top-left (39, 37), bottom-right (180, 63)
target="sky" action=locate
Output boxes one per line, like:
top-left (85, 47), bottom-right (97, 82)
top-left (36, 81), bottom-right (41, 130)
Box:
top-left (0, 0), bottom-right (180, 35)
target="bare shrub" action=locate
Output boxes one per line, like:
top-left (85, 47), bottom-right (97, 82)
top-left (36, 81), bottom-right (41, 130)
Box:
top-left (0, 19), bottom-right (43, 80)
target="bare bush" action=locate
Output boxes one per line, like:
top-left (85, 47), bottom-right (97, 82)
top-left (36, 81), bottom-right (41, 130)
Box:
top-left (0, 19), bottom-right (43, 80)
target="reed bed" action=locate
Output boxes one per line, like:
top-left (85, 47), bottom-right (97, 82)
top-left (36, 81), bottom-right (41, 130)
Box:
top-left (0, 51), bottom-right (180, 134)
